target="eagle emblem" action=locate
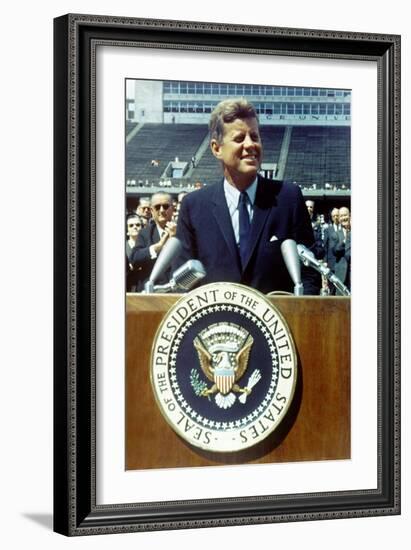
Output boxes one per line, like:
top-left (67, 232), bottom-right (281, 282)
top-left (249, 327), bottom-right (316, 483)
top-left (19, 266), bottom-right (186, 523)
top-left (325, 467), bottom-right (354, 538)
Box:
top-left (192, 323), bottom-right (261, 409)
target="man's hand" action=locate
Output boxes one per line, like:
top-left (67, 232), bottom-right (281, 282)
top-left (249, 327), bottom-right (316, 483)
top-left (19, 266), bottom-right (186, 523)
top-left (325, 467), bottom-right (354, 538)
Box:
top-left (152, 222), bottom-right (177, 255)
top-left (164, 221), bottom-right (177, 238)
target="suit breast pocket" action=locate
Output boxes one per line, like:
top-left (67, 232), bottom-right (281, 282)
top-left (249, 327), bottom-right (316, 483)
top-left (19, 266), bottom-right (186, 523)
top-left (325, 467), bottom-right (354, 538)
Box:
top-left (260, 239), bottom-right (283, 265)
top-left (263, 231), bottom-right (286, 248)
top-left (261, 230), bottom-right (288, 263)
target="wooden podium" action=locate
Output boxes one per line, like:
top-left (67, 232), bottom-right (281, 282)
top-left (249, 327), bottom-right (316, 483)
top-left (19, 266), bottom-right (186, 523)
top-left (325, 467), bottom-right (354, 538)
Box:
top-left (126, 295), bottom-right (350, 470)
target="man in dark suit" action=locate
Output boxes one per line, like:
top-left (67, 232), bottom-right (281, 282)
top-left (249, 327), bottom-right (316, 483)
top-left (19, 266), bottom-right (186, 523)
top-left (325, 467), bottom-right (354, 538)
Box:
top-left (176, 98), bottom-right (319, 295)
top-left (130, 192), bottom-right (177, 290)
top-left (305, 199), bottom-right (325, 260)
top-left (324, 207), bottom-right (340, 272)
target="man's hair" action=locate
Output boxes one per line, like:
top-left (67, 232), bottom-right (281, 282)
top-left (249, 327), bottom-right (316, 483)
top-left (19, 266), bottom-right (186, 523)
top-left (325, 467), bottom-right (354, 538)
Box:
top-left (150, 192), bottom-right (172, 206)
top-left (209, 98), bottom-right (259, 143)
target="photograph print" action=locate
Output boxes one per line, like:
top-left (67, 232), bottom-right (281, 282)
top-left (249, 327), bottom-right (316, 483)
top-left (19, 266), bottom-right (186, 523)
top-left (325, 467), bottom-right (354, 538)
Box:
top-left (125, 78), bottom-right (351, 471)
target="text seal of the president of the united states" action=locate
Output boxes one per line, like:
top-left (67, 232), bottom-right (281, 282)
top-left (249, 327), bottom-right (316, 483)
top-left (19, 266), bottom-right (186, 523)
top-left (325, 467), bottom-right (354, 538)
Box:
top-left (151, 283), bottom-right (297, 453)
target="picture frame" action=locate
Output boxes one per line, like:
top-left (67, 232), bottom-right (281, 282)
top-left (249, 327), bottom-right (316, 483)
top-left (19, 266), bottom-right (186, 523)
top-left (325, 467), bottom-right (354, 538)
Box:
top-left (53, 13), bottom-right (400, 536)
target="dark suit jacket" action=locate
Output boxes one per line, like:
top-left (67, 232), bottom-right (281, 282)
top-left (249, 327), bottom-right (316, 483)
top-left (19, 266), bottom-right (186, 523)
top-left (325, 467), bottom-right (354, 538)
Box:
top-left (309, 219), bottom-right (325, 260)
top-left (176, 177), bottom-right (319, 295)
top-left (126, 241), bottom-right (143, 292)
top-left (130, 222), bottom-right (172, 290)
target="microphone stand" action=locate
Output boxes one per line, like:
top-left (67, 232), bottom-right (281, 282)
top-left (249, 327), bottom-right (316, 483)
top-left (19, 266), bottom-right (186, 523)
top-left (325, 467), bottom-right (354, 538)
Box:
top-left (280, 239), bottom-right (304, 296)
top-left (293, 283), bottom-right (304, 296)
top-left (298, 246), bottom-right (351, 297)
top-left (144, 281), bottom-right (154, 293)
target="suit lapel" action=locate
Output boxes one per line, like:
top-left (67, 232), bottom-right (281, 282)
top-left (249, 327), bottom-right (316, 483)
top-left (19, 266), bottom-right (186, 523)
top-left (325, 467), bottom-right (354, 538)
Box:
top-left (211, 182), bottom-right (241, 270)
top-left (151, 223), bottom-right (160, 244)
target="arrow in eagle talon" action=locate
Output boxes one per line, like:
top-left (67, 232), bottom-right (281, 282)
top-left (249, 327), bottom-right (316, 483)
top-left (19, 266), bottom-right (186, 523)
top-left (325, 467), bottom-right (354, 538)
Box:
top-left (238, 370), bottom-right (262, 404)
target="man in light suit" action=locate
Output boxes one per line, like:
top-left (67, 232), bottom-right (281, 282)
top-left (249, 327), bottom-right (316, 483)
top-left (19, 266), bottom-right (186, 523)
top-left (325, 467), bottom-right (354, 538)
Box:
top-left (176, 98), bottom-right (319, 295)
top-left (329, 206), bottom-right (351, 293)
top-left (130, 192), bottom-right (177, 290)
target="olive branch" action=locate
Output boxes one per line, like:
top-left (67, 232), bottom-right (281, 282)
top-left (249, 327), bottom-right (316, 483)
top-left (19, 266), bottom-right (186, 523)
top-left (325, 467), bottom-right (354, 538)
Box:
top-left (190, 369), bottom-right (210, 399)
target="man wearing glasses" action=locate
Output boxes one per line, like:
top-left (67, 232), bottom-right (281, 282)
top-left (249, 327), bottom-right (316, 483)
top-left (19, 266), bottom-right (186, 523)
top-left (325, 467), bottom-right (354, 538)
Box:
top-left (130, 192), bottom-right (177, 289)
top-left (136, 197), bottom-right (152, 227)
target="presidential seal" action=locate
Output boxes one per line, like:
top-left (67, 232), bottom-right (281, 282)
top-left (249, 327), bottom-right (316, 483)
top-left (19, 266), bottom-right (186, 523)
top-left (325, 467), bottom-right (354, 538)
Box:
top-left (150, 283), bottom-right (297, 453)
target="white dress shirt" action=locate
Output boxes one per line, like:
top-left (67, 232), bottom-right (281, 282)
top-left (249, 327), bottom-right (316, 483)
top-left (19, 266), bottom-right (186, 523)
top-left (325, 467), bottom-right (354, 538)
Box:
top-left (223, 177), bottom-right (258, 246)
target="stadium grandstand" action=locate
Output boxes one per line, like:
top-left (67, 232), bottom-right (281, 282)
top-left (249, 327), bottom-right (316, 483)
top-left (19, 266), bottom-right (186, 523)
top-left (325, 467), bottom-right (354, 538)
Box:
top-left (125, 79), bottom-right (351, 217)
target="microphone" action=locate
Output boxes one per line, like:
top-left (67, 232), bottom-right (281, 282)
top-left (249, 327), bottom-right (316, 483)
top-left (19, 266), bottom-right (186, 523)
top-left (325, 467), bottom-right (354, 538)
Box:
top-left (280, 239), bottom-right (304, 296)
top-left (144, 236), bottom-right (182, 293)
top-left (296, 244), bottom-right (351, 296)
top-left (152, 260), bottom-right (206, 293)
top-left (296, 243), bottom-right (324, 271)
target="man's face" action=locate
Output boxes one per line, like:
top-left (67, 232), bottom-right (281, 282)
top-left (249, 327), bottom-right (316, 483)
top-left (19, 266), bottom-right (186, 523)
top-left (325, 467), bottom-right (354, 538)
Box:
top-left (339, 208), bottom-right (350, 229)
top-left (305, 201), bottom-right (314, 217)
top-left (331, 209), bottom-right (339, 224)
top-left (127, 217), bottom-right (142, 238)
top-left (211, 117), bottom-right (262, 188)
top-left (138, 200), bottom-right (151, 220)
top-left (151, 195), bottom-right (173, 228)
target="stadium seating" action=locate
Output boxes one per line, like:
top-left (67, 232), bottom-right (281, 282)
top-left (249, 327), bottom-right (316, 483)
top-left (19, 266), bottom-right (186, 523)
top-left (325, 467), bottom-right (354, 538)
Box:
top-left (259, 126), bottom-right (285, 161)
top-left (283, 126), bottom-right (350, 187)
top-left (126, 124), bottom-right (207, 183)
top-left (126, 121), bottom-right (138, 135)
top-left (190, 146), bottom-right (220, 185)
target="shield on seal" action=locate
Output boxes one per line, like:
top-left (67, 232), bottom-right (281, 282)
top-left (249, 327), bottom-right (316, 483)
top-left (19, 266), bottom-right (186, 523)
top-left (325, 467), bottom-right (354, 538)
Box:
top-left (214, 366), bottom-right (235, 395)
